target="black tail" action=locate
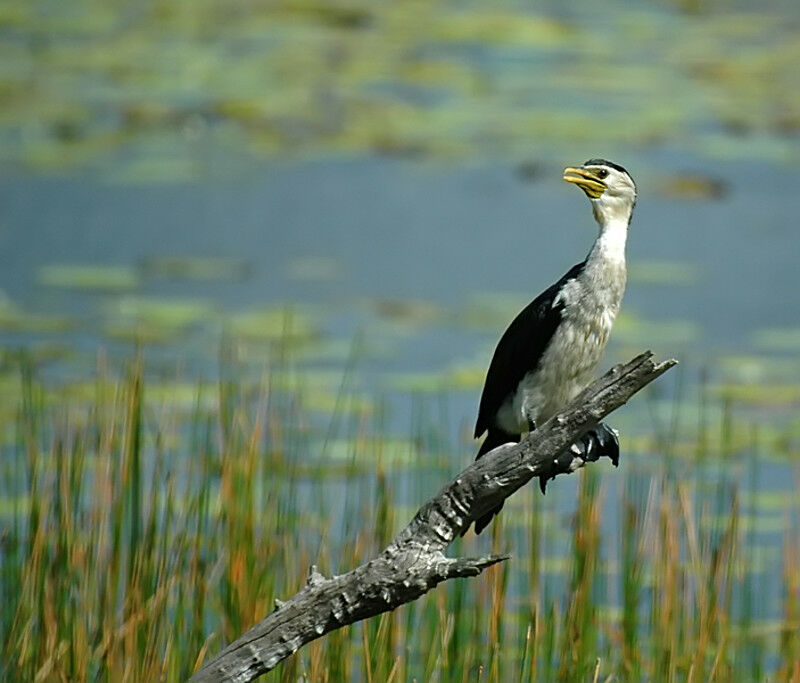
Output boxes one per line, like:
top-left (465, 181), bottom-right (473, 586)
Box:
top-left (467, 428), bottom-right (519, 535)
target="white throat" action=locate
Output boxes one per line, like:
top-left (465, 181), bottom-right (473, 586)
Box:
top-left (589, 214), bottom-right (628, 265)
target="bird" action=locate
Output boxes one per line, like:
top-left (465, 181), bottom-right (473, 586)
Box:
top-left (469, 159), bottom-right (637, 535)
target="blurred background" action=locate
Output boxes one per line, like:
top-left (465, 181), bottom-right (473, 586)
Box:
top-left (1, 0), bottom-right (800, 680)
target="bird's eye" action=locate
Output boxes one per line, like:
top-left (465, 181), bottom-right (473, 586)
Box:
top-left (596, 169), bottom-right (609, 179)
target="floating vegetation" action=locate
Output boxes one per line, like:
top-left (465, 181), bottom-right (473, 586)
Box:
top-left (658, 172), bottom-right (729, 199)
top-left (140, 256), bottom-right (253, 282)
top-left (299, 390), bottom-right (373, 416)
top-left (103, 297), bottom-right (216, 343)
top-left (108, 296), bottom-right (215, 329)
top-left (628, 260), bottom-right (700, 286)
top-left (103, 323), bottom-right (178, 344)
top-left (137, 380), bottom-right (219, 410)
top-left (716, 381), bottom-right (800, 407)
top-left (2, 0), bottom-right (800, 177)
top-left (322, 438), bottom-right (417, 466)
top-left (614, 311), bottom-right (700, 349)
top-left (271, 369), bottom-right (354, 394)
top-left (384, 361), bottom-right (485, 393)
top-left (37, 264), bottom-right (139, 292)
top-left (53, 378), bottom-right (219, 412)
top-left (292, 338), bottom-right (363, 363)
top-left (0, 304), bottom-right (73, 333)
top-left (106, 157), bottom-right (202, 184)
top-left (430, 11), bottom-right (573, 47)
top-left (718, 355), bottom-right (800, 384)
top-left (752, 326), bottom-right (800, 353)
top-left (750, 490), bottom-right (795, 512)
top-left (227, 307), bottom-right (318, 342)
top-left (0, 292), bottom-right (72, 333)
top-left (456, 292), bottom-right (528, 331)
top-left (369, 298), bottom-right (442, 328)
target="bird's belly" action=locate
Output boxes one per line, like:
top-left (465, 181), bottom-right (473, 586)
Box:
top-left (498, 309), bottom-right (615, 434)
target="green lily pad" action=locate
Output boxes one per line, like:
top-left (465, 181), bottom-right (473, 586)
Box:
top-left (716, 382), bottom-right (800, 406)
top-left (614, 312), bottom-right (699, 347)
top-left (0, 293), bottom-right (73, 332)
top-left (456, 292), bottom-right (527, 331)
top-left (628, 261), bottom-right (700, 286)
top-left (718, 355), bottom-right (800, 384)
top-left (753, 327), bottom-right (800, 352)
top-left (38, 264), bottom-right (139, 292)
top-left (369, 298), bottom-right (443, 327)
top-left (227, 308), bottom-right (318, 342)
top-left (140, 256), bottom-right (253, 282)
top-left (107, 297), bottom-right (215, 330)
top-left (657, 173), bottom-right (728, 200)
top-left (103, 297), bottom-right (216, 343)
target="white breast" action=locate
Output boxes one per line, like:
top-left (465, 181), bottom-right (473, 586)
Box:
top-left (495, 257), bottom-right (626, 435)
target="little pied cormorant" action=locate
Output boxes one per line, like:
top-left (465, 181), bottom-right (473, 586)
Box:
top-left (470, 159), bottom-right (637, 535)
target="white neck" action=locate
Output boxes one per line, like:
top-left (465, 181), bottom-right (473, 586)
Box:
top-left (588, 213), bottom-right (628, 266)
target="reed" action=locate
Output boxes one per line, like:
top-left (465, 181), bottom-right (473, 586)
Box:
top-left (1, 351), bottom-right (798, 681)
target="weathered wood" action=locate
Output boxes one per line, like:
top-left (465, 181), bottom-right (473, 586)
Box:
top-left (189, 351), bottom-right (676, 682)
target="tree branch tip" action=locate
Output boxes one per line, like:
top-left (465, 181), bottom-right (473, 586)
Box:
top-left (474, 554), bottom-right (509, 571)
top-left (655, 358), bottom-right (679, 372)
top-left (306, 565), bottom-right (326, 587)
top-left (446, 553), bottom-right (510, 578)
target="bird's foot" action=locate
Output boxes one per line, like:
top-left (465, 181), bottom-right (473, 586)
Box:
top-left (538, 422), bottom-right (620, 493)
top-left (579, 422), bottom-right (620, 466)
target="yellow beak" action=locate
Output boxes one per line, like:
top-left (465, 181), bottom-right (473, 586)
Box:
top-left (563, 167), bottom-right (606, 199)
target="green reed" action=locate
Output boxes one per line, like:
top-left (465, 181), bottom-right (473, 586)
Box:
top-left (1, 349), bottom-right (799, 681)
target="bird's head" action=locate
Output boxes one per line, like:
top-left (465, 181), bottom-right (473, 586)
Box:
top-left (563, 159), bottom-right (637, 226)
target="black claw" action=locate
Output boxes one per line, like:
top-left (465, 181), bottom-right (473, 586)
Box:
top-left (594, 422), bottom-right (620, 467)
top-left (537, 424), bottom-right (621, 495)
top-left (589, 423), bottom-right (620, 466)
top-left (569, 423), bottom-right (621, 466)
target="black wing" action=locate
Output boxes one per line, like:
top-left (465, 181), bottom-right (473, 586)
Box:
top-left (474, 261), bottom-right (586, 438)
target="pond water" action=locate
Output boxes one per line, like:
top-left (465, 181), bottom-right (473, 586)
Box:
top-left (3, 153), bottom-right (800, 356)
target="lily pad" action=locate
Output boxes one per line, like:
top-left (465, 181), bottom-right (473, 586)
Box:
top-left (103, 297), bottom-right (216, 343)
top-left (715, 382), bottom-right (800, 406)
top-left (627, 261), bottom-right (700, 286)
top-left (614, 312), bottom-right (700, 347)
top-left (456, 292), bottom-right (528, 331)
top-left (657, 173), bottom-right (729, 200)
top-left (752, 327), bottom-right (800, 352)
top-left (718, 355), bottom-right (800, 384)
top-left (369, 298), bottom-right (443, 327)
top-left (37, 264), bottom-right (139, 292)
top-left (0, 295), bottom-right (73, 333)
top-left (227, 308), bottom-right (318, 342)
top-left (140, 256), bottom-right (253, 282)
top-left (107, 297), bottom-right (216, 330)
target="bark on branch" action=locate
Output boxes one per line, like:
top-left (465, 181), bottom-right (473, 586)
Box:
top-left (190, 351), bottom-right (676, 682)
